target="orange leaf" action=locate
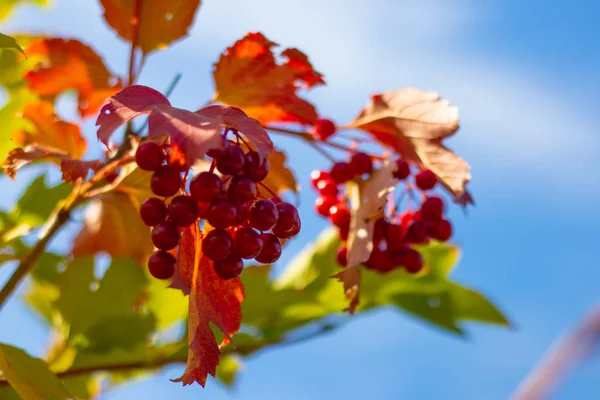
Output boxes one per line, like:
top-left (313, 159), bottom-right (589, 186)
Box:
top-left (213, 32), bottom-right (324, 126)
top-left (172, 224), bottom-right (244, 387)
top-left (60, 159), bottom-right (102, 183)
top-left (99, 0), bottom-right (201, 54)
top-left (350, 89), bottom-right (473, 205)
top-left (24, 38), bottom-right (122, 117)
top-left (261, 150), bottom-right (298, 195)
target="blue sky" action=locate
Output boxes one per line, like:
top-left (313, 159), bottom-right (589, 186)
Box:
top-left (1, 0), bottom-right (600, 399)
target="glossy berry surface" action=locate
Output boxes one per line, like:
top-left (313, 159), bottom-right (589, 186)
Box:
top-left (216, 145), bottom-right (245, 176)
top-left (140, 198), bottom-right (167, 226)
top-left (151, 166), bottom-right (182, 197)
top-left (313, 118), bottom-right (336, 140)
top-left (254, 233), bottom-right (282, 264)
top-left (168, 195), bottom-right (200, 226)
top-left (393, 159), bottom-right (410, 180)
top-left (151, 220), bottom-right (180, 250)
top-left (415, 169), bottom-right (437, 190)
top-left (314, 196), bottom-right (337, 217)
top-left (147, 250), bottom-right (176, 280)
top-left (430, 219), bottom-right (452, 241)
top-left (350, 152), bottom-right (373, 176)
top-left (330, 162), bottom-right (354, 184)
top-left (227, 176), bottom-right (257, 204)
top-left (316, 178), bottom-right (338, 197)
top-left (399, 248), bottom-right (424, 273)
top-left (202, 229), bottom-right (233, 261)
top-left (273, 202), bottom-right (299, 233)
top-left (364, 249), bottom-right (396, 273)
top-left (189, 172), bottom-right (222, 202)
top-left (213, 253), bottom-right (244, 280)
top-left (206, 199), bottom-right (237, 229)
top-left (135, 141), bottom-right (165, 171)
top-left (406, 220), bottom-right (429, 244)
top-left (233, 227), bottom-right (263, 259)
top-left (244, 151), bottom-right (270, 182)
top-left (248, 199), bottom-right (279, 231)
top-left (420, 196), bottom-right (444, 223)
top-left (272, 217), bottom-right (301, 239)
top-left (329, 204), bottom-right (350, 230)
top-left (310, 170), bottom-right (331, 188)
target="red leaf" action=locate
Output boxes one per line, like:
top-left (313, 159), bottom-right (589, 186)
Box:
top-left (172, 225), bottom-right (244, 387)
top-left (24, 38), bottom-right (122, 117)
top-left (212, 32), bottom-right (324, 126)
top-left (60, 159), bottom-right (102, 183)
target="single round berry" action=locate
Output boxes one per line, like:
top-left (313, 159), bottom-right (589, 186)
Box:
top-left (406, 220), bottom-right (429, 244)
top-left (314, 196), bottom-right (338, 217)
top-left (168, 195), bottom-right (200, 226)
top-left (233, 227), bottom-right (263, 259)
top-left (244, 151), bottom-right (270, 182)
top-left (430, 219), bottom-right (452, 241)
top-left (272, 217), bottom-right (301, 239)
top-left (135, 141), bottom-right (165, 171)
top-left (316, 178), bottom-right (338, 197)
top-left (140, 198), bottom-right (167, 226)
top-left (235, 201), bottom-right (251, 225)
top-left (202, 229), bottom-right (233, 261)
top-left (272, 202), bottom-right (300, 233)
top-left (329, 203), bottom-right (350, 231)
top-left (216, 145), bottom-right (245, 176)
top-left (254, 233), bottom-right (282, 264)
top-left (151, 166), bottom-right (182, 197)
top-left (420, 196), bottom-right (444, 223)
top-left (385, 223), bottom-right (405, 251)
top-left (189, 172), bottom-right (222, 203)
top-left (336, 246), bottom-right (348, 267)
top-left (373, 218), bottom-right (389, 244)
top-left (147, 250), bottom-right (176, 280)
top-left (399, 248), bottom-right (424, 273)
top-left (364, 249), bottom-right (396, 273)
top-left (248, 199), bottom-right (279, 231)
top-left (393, 159), bottom-right (410, 180)
top-left (310, 170), bottom-right (332, 189)
top-left (350, 152), bottom-right (373, 176)
top-left (415, 169), bottom-right (437, 190)
top-left (213, 253), bottom-right (244, 280)
top-left (151, 220), bottom-right (180, 250)
top-left (313, 118), bottom-right (336, 140)
top-left (206, 199), bottom-right (237, 229)
top-left (330, 162), bottom-right (354, 184)
top-left (227, 176), bottom-right (257, 204)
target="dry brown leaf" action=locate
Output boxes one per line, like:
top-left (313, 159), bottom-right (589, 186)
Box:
top-left (350, 88), bottom-right (473, 205)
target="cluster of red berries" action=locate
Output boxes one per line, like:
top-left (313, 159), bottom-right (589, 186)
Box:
top-left (135, 137), bottom-right (301, 282)
top-left (311, 155), bottom-right (453, 275)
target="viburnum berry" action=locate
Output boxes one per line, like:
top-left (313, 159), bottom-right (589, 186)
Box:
top-left (197, 201), bottom-right (210, 219)
top-left (336, 246), bottom-right (348, 267)
top-left (140, 198), bottom-right (167, 226)
top-left (385, 223), bottom-right (405, 251)
top-left (373, 218), bottom-right (389, 243)
top-left (310, 170), bottom-right (331, 189)
top-left (393, 159), bottom-right (410, 180)
top-left (216, 145), bottom-right (245, 176)
top-left (168, 195), bottom-right (200, 226)
top-left (202, 229), bottom-right (233, 261)
top-left (213, 253), bottom-right (244, 280)
top-left (254, 233), bottom-right (282, 264)
top-left (206, 199), bottom-right (237, 229)
top-left (273, 202), bottom-right (300, 233)
top-left (399, 248), bottom-right (424, 273)
top-left (227, 176), bottom-right (257, 204)
top-left (316, 178), bottom-right (338, 197)
top-left (151, 220), bottom-right (180, 250)
top-left (329, 203), bottom-right (350, 231)
top-left (364, 248), bottom-right (396, 273)
top-left (406, 220), bottom-right (429, 244)
top-left (147, 250), bottom-right (176, 280)
top-left (313, 118), bottom-right (336, 140)
top-left (350, 152), bottom-right (373, 176)
top-left (272, 217), bottom-right (301, 239)
top-left (233, 227), bottom-right (263, 259)
top-left (135, 141), bottom-right (165, 171)
top-left (330, 162), bottom-right (354, 184)
top-left (430, 219), bottom-right (453, 242)
top-left (415, 169), bottom-right (437, 190)
top-left (314, 196), bottom-right (338, 217)
top-left (338, 222), bottom-right (349, 241)
top-left (248, 199), bottom-right (279, 231)
top-left (189, 171), bottom-right (222, 203)
top-left (244, 151), bottom-right (270, 182)
top-left (235, 201), bottom-right (251, 225)
top-left (151, 165), bottom-right (182, 197)
top-left (420, 196), bottom-right (444, 223)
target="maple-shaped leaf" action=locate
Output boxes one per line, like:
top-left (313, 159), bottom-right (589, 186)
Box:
top-left (172, 224), bottom-right (244, 387)
top-left (24, 38), bottom-right (122, 117)
top-left (99, 0), bottom-right (201, 54)
top-left (96, 85), bottom-right (224, 167)
top-left (350, 89), bottom-right (473, 205)
top-left (212, 32), bottom-right (324, 126)
top-left (261, 149), bottom-right (298, 195)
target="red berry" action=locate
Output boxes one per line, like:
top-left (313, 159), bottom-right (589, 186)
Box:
top-left (227, 176), bottom-right (257, 204)
top-left (329, 203), bottom-right (350, 231)
top-left (313, 118), bottom-right (336, 140)
top-left (147, 250), bottom-right (176, 280)
top-left (330, 162), bottom-right (354, 184)
top-left (364, 249), bottom-right (396, 273)
top-left (339, 223), bottom-right (349, 241)
top-left (151, 220), bottom-right (180, 250)
top-left (310, 170), bottom-right (332, 189)
top-left (400, 211), bottom-right (415, 231)
top-left (213, 253), bottom-right (244, 280)
top-left (316, 178), bottom-right (339, 197)
top-left (385, 223), bottom-right (405, 251)
top-left (135, 141), bottom-right (165, 171)
top-left (233, 227), bottom-right (263, 259)
top-left (273, 202), bottom-right (300, 233)
top-left (420, 196), bottom-right (444, 223)
top-left (273, 217), bottom-right (301, 239)
top-left (140, 198), bottom-right (167, 226)
top-left (151, 166), bottom-right (182, 197)
top-left (399, 248), bottom-right (424, 273)
top-left (216, 145), bottom-right (245, 176)
top-left (336, 246), bottom-right (348, 267)
top-left (197, 201), bottom-right (210, 219)
top-left (406, 220), bottom-right (429, 244)
top-left (207, 148), bottom-right (223, 159)
top-left (189, 172), bottom-right (222, 203)
top-left (373, 218), bottom-right (389, 244)
top-left (254, 233), bottom-right (282, 264)
top-left (415, 169), bottom-right (437, 190)
top-left (430, 219), bottom-right (452, 241)
top-left (206, 199), bottom-right (237, 229)
top-left (168, 195), bottom-right (200, 226)
top-left (269, 196), bottom-right (282, 204)
top-left (393, 159), bottom-right (410, 180)
top-left (235, 201), bottom-right (251, 225)
top-left (202, 229), bottom-right (233, 261)
top-left (350, 152), bottom-right (373, 176)
top-left (248, 199), bottom-right (279, 231)
top-left (244, 151), bottom-right (270, 182)
top-left (314, 196), bottom-right (337, 217)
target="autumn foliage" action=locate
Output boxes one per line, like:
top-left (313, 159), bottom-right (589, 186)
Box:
top-left (0, 1), bottom-right (509, 398)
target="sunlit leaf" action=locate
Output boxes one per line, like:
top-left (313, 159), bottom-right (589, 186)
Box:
top-left (0, 0), bottom-right (47, 21)
top-left (0, 33), bottom-right (25, 56)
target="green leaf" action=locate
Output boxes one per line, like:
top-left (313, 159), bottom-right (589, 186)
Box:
top-left (0, 343), bottom-right (72, 400)
top-left (449, 283), bottom-right (511, 326)
top-left (0, 0), bottom-right (48, 21)
top-left (0, 33), bottom-right (24, 56)
top-left (216, 354), bottom-right (241, 387)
